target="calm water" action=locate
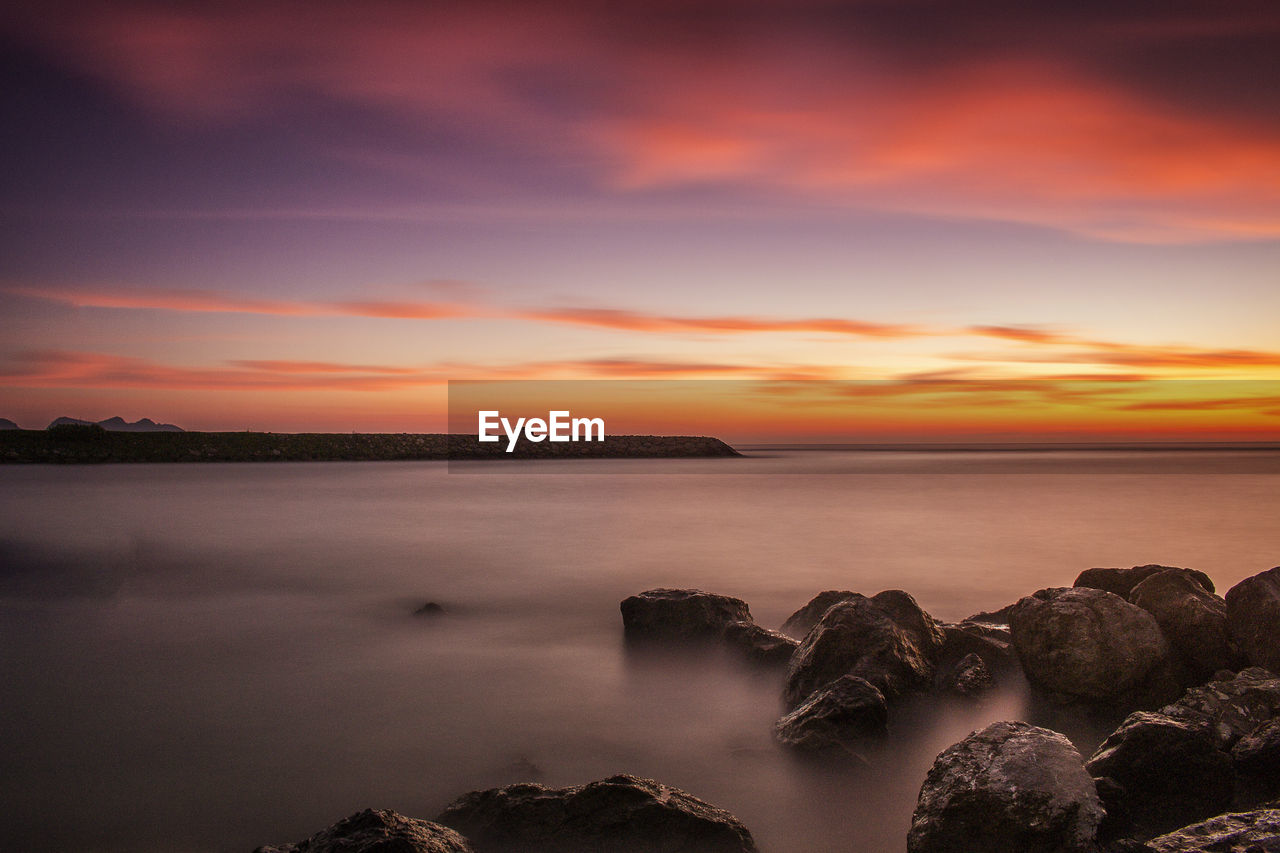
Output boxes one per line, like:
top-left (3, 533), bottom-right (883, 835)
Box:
top-left (1, 450), bottom-right (1277, 852)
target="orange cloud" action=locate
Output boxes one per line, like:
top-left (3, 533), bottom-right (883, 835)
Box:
top-left (595, 61), bottom-right (1280, 242)
top-left (9, 3), bottom-right (1279, 242)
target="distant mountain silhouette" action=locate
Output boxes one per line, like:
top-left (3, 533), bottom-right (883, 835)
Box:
top-left (0, 418), bottom-right (19, 430)
top-left (46, 416), bottom-right (184, 432)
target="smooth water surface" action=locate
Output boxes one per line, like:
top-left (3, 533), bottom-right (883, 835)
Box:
top-left (1, 450), bottom-right (1277, 851)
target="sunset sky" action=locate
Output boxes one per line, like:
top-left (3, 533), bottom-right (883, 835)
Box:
top-left (2, 1), bottom-right (1279, 436)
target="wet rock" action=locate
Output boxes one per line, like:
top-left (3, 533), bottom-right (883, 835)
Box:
top-left (1130, 569), bottom-right (1240, 685)
top-left (937, 621), bottom-right (1017, 676)
top-left (1010, 587), bottom-right (1179, 710)
top-left (784, 590), bottom-right (943, 709)
top-left (1232, 717), bottom-right (1280, 805)
top-left (1075, 565), bottom-right (1215, 599)
top-left (414, 601), bottom-right (446, 616)
top-left (1146, 807), bottom-right (1280, 852)
top-left (1226, 567), bottom-right (1280, 675)
top-left (620, 589), bottom-right (752, 644)
top-left (779, 590), bottom-right (858, 639)
top-left (1232, 716), bottom-right (1280, 775)
top-left (1093, 775), bottom-right (1135, 842)
top-left (435, 774), bottom-right (758, 853)
top-left (774, 675), bottom-right (888, 750)
top-left (907, 720), bottom-right (1104, 853)
top-left (1160, 667), bottom-right (1280, 750)
top-left (935, 652), bottom-right (996, 696)
top-left (253, 808), bottom-right (474, 853)
top-left (722, 620), bottom-right (797, 665)
top-left (1085, 711), bottom-right (1235, 838)
top-left (962, 602), bottom-right (1018, 625)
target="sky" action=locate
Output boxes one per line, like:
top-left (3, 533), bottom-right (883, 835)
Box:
top-left (1, 0), bottom-right (1279, 437)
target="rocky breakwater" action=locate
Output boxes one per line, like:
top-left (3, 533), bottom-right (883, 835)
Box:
top-left (0, 429), bottom-right (739, 463)
top-left (906, 564), bottom-right (1280, 852)
top-left (620, 587), bottom-right (1015, 755)
top-left (253, 775), bottom-right (758, 853)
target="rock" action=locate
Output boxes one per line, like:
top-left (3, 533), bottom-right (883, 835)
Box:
top-left (1130, 569), bottom-right (1240, 684)
top-left (1010, 587), bottom-right (1178, 709)
top-left (1085, 711), bottom-right (1235, 838)
top-left (962, 602), bottom-right (1018, 625)
top-left (936, 652), bottom-right (995, 696)
top-left (722, 620), bottom-right (798, 665)
top-left (784, 590), bottom-right (943, 709)
top-left (435, 774), bottom-right (758, 853)
top-left (1226, 567), bottom-right (1280, 674)
top-left (774, 675), bottom-right (888, 750)
top-left (1161, 667), bottom-right (1280, 750)
top-left (907, 720), bottom-right (1104, 853)
top-left (779, 590), bottom-right (858, 639)
top-left (1232, 716), bottom-right (1280, 775)
top-left (1075, 565), bottom-right (1215, 599)
top-left (937, 620), bottom-right (1017, 677)
top-left (1147, 807), bottom-right (1280, 852)
top-left (619, 589), bottom-right (752, 644)
top-left (415, 601), bottom-right (446, 616)
top-left (253, 808), bottom-right (474, 853)
top-left (1093, 776), bottom-right (1134, 842)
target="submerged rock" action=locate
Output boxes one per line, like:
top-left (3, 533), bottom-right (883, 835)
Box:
top-left (1226, 567), bottom-right (1280, 675)
top-left (1075, 565), bottom-right (1215, 599)
top-left (435, 774), bottom-right (757, 853)
top-left (620, 589), bottom-right (752, 644)
top-left (1085, 711), bottom-right (1235, 839)
top-left (414, 601), bottom-right (446, 616)
top-left (722, 620), bottom-right (798, 665)
top-left (1010, 587), bottom-right (1178, 710)
top-left (1130, 569), bottom-right (1239, 685)
top-left (253, 808), bottom-right (474, 853)
top-left (935, 652), bottom-right (996, 696)
top-left (779, 590), bottom-right (858, 639)
top-left (934, 621), bottom-right (1016, 694)
top-left (784, 590), bottom-right (944, 709)
top-left (774, 675), bottom-right (888, 751)
top-left (907, 720), bottom-right (1104, 853)
top-left (1146, 807), bottom-right (1280, 852)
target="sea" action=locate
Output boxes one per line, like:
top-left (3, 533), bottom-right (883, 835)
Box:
top-left (1, 448), bottom-right (1277, 852)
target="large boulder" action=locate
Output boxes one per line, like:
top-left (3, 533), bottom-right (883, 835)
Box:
top-left (1085, 712), bottom-right (1235, 839)
top-left (1225, 567), bottom-right (1280, 675)
top-left (779, 590), bottom-right (857, 639)
top-left (620, 589), bottom-right (752, 643)
top-left (1160, 667), bottom-right (1280, 750)
top-left (1075, 565), bottom-right (1215, 599)
top-left (784, 590), bottom-right (944, 709)
top-left (721, 621), bottom-right (798, 666)
top-left (1130, 569), bottom-right (1240, 684)
top-left (907, 720), bottom-right (1104, 853)
top-left (254, 808), bottom-right (474, 853)
top-left (1010, 587), bottom-right (1178, 709)
top-left (774, 675), bottom-right (888, 751)
top-left (435, 774), bottom-right (757, 853)
top-left (1147, 808), bottom-right (1280, 852)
